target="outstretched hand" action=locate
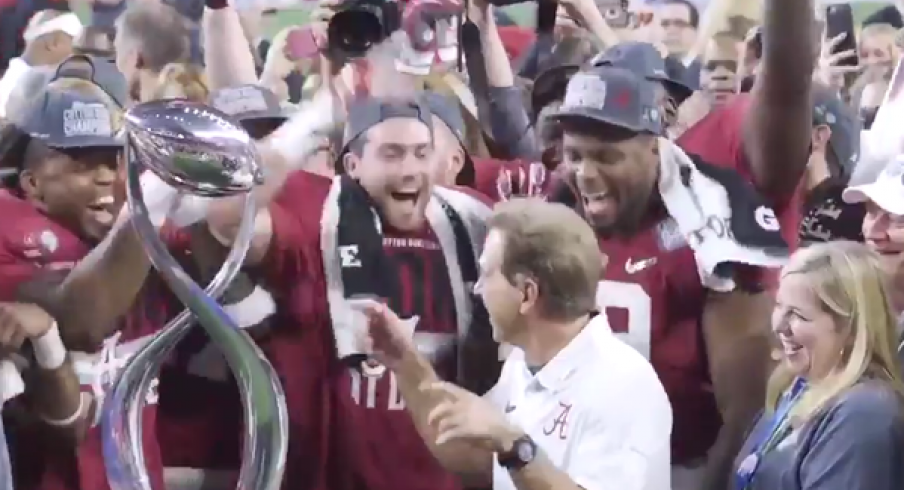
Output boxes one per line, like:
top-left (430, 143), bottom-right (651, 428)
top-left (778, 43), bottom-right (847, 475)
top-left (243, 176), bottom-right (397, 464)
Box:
top-left (350, 299), bottom-right (419, 370)
top-left (423, 381), bottom-right (522, 451)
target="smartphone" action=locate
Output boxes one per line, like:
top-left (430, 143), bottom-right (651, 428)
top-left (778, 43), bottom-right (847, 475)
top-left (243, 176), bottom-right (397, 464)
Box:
top-left (285, 27), bottom-right (319, 61)
top-left (825, 4), bottom-right (858, 67)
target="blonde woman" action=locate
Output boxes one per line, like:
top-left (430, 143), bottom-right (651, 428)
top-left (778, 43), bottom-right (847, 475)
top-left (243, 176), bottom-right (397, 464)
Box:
top-left (859, 23), bottom-right (899, 71)
top-left (733, 241), bottom-right (904, 490)
top-left (149, 63), bottom-right (210, 102)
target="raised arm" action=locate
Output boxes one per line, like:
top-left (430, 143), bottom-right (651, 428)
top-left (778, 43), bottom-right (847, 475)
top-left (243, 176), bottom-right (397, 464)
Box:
top-left (205, 85), bottom-right (342, 264)
top-left (202, 0), bottom-right (259, 91)
top-left (466, 0), bottom-right (538, 159)
top-left (743, 0), bottom-right (817, 199)
top-left (45, 175), bottom-right (182, 350)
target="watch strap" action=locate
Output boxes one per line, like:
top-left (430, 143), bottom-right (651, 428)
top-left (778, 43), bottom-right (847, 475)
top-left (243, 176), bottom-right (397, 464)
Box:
top-left (497, 434), bottom-right (536, 470)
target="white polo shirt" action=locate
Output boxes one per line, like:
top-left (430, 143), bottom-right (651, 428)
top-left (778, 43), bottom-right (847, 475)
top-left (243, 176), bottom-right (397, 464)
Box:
top-left (486, 314), bottom-right (672, 490)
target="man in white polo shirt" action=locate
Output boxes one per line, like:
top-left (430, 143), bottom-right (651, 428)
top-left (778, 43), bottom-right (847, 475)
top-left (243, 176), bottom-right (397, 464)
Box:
top-left (353, 198), bottom-right (672, 490)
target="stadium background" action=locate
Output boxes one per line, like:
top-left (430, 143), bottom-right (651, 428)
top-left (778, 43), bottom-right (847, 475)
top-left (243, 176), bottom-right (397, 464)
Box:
top-left (69, 1), bottom-right (890, 39)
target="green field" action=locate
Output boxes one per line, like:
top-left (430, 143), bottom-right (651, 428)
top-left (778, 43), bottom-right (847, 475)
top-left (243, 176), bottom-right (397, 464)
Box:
top-left (74, 2), bottom-right (891, 40)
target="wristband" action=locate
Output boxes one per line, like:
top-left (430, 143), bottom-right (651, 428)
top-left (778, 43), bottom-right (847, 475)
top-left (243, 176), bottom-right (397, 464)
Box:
top-left (32, 322), bottom-right (67, 370)
top-left (205, 0), bottom-right (228, 9)
top-left (269, 91), bottom-right (338, 166)
top-left (42, 392), bottom-right (90, 427)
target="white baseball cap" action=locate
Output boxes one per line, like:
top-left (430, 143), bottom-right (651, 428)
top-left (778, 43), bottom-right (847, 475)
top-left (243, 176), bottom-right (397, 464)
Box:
top-left (23, 12), bottom-right (83, 43)
top-left (843, 156), bottom-right (904, 215)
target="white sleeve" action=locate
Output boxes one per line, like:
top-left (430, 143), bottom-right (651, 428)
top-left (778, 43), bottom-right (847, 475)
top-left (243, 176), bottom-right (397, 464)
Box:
top-left (564, 368), bottom-right (672, 490)
top-left (482, 355), bottom-right (515, 410)
top-left (0, 359), bottom-right (25, 406)
top-left (0, 59), bottom-right (33, 119)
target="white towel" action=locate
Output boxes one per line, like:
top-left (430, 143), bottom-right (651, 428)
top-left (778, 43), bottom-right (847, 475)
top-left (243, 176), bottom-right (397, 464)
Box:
top-left (0, 359), bottom-right (25, 406)
top-left (320, 177), bottom-right (488, 361)
top-left (657, 138), bottom-right (787, 291)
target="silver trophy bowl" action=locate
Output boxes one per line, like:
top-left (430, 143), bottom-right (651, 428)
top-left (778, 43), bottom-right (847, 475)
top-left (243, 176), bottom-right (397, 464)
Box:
top-left (124, 99), bottom-right (262, 197)
top-left (102, 99), bottom-right (288, 490)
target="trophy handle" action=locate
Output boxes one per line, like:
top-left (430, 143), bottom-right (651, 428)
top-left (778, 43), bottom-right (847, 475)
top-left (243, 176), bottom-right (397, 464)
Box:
top-left (101, 141), bottom-right (288, 490)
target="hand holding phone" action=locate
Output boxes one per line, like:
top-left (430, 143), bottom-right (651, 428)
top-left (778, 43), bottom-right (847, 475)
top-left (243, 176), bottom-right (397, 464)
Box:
top-left (824, 4), bottom-right (858, 67)
top-left (284, 26), bottom-right (321, 62)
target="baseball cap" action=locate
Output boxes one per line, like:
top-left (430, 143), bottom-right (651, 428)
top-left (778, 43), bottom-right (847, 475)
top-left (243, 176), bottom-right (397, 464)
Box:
top-left (590, 42), bottom-right (696, 105)
top-left (530, 35), bottom-right (597, 119)
top-left (337, 96), bottom-right (433, 168)
top-left (813, 87), bottom-right (861, 178)
top-left (842, 156), bottom-right (904, 214)
top-left (551, 65), bottom-right (665, 135)
top-left (53, 54), bottom-right (128, 108)
top-left (209, 84), bottom-right (295, 125)
top-left (13, 68), bottom-right (124, 150)
top-left (422, 92), bottom-right (474, 186)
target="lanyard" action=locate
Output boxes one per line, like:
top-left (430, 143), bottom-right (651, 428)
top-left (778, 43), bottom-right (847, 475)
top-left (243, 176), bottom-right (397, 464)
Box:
top-left (734, 377), bottom-right (807, 490)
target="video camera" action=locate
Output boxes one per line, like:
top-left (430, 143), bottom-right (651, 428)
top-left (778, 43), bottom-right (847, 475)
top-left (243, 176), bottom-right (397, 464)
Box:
top-left (327, 0), bottom-right (401, 60)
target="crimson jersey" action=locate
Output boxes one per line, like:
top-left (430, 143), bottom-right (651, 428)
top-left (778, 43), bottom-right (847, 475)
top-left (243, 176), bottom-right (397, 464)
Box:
top-left (597, 214), bottom-right (719, 464)
top-left (678, 94), bottom-right (802, 252)
top-left (0, 190), bottom-right (184, 490)
top-left (258, 171), bottom-right (488, 490)
top-left (472, 157), bottom-right (551, 201)
top-left (155, 325), bottom-right (243, 471)
top-left (589, 96), bottom-right (803, 465)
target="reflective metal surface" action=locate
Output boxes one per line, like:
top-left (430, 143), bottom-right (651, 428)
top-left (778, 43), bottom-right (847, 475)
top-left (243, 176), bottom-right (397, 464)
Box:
top-left (125, 99), bottom-right (262, 197)
top-left (101, 99), bottom-right (288, 490)
top-left (0, 416), bottom-right (12, 490)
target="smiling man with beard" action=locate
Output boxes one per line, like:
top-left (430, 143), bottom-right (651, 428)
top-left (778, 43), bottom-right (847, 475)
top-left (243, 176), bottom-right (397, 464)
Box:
top-left (204, 94), bottom-right (499, 490)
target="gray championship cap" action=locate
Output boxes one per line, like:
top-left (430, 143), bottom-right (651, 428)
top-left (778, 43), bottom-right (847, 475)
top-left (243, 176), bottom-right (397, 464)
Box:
top-left (813, 87), bottom-right (861, 178)
top-left (338, 96), bottom-right (433, 169)
top-left (14, 70), bottom-right (124, 150)
top-left (421, 92), bottom-right (474, 185)
top-left (210, 84), bottom-right (296, 125)
top-left (551, 65), bottom-right (665, 135)
top-left (1, 59), bottom-right (124, 186)
top-left (590, 41), bottom-right (696, 104)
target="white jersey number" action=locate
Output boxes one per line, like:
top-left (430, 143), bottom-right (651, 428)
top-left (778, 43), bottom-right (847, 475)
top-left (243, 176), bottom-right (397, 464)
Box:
top-left (596, 280), bottom-right (652, 358)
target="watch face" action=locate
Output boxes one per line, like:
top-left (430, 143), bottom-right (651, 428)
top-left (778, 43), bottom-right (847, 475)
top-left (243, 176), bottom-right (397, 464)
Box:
top-left (516, 440), bottom-right (535, 462)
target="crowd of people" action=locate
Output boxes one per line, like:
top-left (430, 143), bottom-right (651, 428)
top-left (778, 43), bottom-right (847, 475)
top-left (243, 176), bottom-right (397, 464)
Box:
top-left (1, 0), bottom-right (904, 489)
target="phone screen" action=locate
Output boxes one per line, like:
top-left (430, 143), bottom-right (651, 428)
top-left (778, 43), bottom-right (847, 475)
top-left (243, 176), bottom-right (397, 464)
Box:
top-left (825, 5), bottom-right (858, 67)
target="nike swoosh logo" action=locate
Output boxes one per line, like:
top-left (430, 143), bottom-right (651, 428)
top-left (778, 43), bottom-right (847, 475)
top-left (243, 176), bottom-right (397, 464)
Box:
top-left (505, 403), bottom-right (516, 413)
top-left (625, 257), bottom-right (657, 274)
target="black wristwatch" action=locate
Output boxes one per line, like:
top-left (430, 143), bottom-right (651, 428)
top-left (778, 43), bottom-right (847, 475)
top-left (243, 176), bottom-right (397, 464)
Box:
top-left (497, 434), bottom-right (537, 471)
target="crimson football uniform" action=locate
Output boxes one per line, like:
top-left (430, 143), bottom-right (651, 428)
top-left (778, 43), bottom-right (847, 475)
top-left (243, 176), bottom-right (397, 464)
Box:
top-left (0, 189), bottom-right (186, 490)
top-left (678, 94), bottom-right (803, 252)
top-left (155, 325), bottom-right (243, 471)
top-left (256, 170), bottom-right (490, 490)
top-left (586, 96), bottom-right (803, 468)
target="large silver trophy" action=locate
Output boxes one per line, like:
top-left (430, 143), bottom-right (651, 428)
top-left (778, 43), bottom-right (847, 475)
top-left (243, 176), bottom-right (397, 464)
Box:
top-left (101, 99), bottom-right (288, 490)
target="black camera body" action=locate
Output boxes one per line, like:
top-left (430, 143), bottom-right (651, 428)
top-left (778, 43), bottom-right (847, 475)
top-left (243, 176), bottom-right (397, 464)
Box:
top-left (327, 0), bottom-right (402, 60)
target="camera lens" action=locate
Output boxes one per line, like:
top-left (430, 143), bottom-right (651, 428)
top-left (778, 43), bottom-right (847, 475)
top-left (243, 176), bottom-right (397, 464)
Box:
top-left (328, 5), bottom-right (385, 59)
